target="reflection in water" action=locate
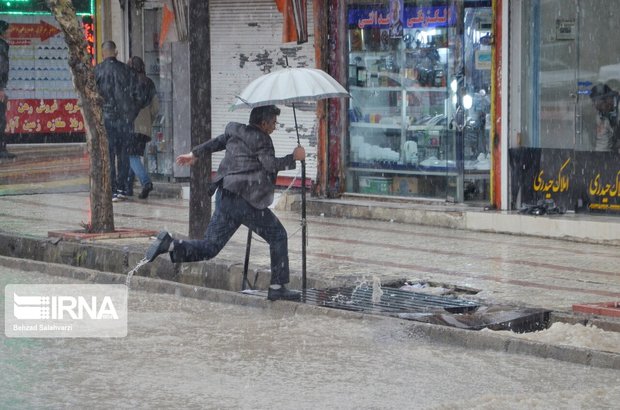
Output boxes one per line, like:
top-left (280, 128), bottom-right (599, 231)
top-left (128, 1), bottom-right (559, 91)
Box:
top-left (1, 268), bottom-right (619, 409)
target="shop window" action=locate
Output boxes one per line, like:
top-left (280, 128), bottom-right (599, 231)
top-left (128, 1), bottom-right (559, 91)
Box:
top-left (345, 0), bottom-right (491, 203)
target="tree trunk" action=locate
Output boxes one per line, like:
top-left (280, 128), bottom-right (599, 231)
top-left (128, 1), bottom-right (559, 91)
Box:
top-left (46, 0), bottom-right (114, 232)
top-left (188, 0), bottom-right (211, 239)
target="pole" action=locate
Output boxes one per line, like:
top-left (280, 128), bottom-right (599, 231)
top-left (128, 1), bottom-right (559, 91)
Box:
top-left (242, 228), bottom-right (252, 290)
top-left (292, 104), bottom-right (307, 291)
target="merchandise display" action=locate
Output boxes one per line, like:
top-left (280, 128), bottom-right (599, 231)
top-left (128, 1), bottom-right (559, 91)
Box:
top-left (345, 3), bottom-right (492, 202)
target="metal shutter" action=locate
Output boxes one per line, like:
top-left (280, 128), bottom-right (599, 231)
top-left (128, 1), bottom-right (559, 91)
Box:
top-left (210, 0), bottom-right (317, 183)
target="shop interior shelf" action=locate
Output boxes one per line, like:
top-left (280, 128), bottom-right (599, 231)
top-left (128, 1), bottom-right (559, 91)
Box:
top-left (349, 164), bottom-right (458, 176)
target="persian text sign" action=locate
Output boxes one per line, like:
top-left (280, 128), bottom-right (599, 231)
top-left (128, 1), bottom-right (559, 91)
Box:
top-left (5, 99), bottom-right (85, 134)
top-left (5, 284), bottom-right (128, 338)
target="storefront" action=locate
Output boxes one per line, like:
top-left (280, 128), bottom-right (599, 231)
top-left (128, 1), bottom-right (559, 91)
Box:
top-left (509, 0), bottom-right (620, 215)
top-left (128, 0), bottom-right (318, 182)
top-left (329, 0), bottom-right (493, 203)
top-left (0, 0), bottom-right (96, 143)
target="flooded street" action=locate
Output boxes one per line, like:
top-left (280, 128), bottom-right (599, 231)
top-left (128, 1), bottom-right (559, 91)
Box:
top-left (1, 268), bottom-right (619, 409)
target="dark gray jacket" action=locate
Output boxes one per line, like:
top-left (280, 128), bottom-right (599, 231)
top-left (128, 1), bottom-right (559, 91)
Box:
top-left (0, 38), bottom-right (9, 90)
top-left (94, 57), bottom-right (143, 123)
top-left (192, 122), bottom-right (296, 209)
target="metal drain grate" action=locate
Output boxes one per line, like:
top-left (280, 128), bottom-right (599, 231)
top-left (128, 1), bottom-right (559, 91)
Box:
top-left (302, 285), bottom-right (480, 315)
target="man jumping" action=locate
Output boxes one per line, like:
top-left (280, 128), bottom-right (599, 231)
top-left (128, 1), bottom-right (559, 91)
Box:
top-left (145, 105), bottom-right (305, 301)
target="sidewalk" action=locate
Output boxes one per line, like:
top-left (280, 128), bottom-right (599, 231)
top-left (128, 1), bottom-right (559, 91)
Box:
top-left (2, 189), bottom-right (620, 368)
top-left (0, 189), bottom-right (618, 317)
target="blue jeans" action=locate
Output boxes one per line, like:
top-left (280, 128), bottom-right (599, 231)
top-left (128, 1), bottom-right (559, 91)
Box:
top-left (170, 189), bottom-right (290, 285)
top-left (104, 118), bottom-right (132, 195)
top-left (129, 155), bottom-right (151, 187)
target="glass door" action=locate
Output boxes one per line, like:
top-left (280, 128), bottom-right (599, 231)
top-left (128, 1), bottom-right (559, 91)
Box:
top-left (575, 0), bottom-right (620, 152)
top-left (510, 0), bottom-right (620, 213)
top-left (458, 5), bottom-right (492, 203)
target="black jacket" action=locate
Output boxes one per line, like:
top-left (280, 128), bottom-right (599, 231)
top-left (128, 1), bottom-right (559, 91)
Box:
top-left (0, 38), bottom-right (9, 90)
top-left (94, 57), bottom-right (144, 123)
top-left (192, 122), bottom-right (296, 209)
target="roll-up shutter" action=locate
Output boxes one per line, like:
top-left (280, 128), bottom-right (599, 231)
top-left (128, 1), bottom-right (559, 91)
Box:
top-left (209, 0), bottom-right (317, 183)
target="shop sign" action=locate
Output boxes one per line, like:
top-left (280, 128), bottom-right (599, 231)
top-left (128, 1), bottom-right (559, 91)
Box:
top-left (581, 151), bottom-right (620, 212)
top-left (1, 13), bottom-right (94, 135)
top-left (511, 147), bottom-right (620, 213)
top-left (348, 5), bottom-right (456, 29)
top-left (5, 98), bottom-right (84, 133)
top-left (0, 0), bottom-right (92, 15)
top-left (556, 19), bottom-right (576, 41)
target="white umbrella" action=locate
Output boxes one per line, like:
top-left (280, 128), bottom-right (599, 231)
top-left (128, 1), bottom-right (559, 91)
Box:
top-left (232, 67), bottom-right (349, 109)
top-left (232, 66), bottom-right (349, 292)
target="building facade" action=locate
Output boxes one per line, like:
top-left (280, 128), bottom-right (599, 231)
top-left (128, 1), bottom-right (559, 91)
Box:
top-left (5, 0), bottom-right (620, 219)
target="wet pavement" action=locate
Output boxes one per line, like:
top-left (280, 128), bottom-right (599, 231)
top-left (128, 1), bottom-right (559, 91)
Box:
top-left (0, 191), bottom-right (619, 314)
top-left (1, 267), bottom-right (619, 410)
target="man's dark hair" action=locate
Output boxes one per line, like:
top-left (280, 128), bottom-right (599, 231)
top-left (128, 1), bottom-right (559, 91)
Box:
top-left (590, 83), bottom-right (615, 100)
top-left (249, 105), bottom-right (280, 126)
top-left (0, 20), bottom-right (9, 35)
top-left (101, 40), bottom-right (117, 51)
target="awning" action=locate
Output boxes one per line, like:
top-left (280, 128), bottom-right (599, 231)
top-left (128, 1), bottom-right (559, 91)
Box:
top-left (275, 0), bottom-right (308, 44)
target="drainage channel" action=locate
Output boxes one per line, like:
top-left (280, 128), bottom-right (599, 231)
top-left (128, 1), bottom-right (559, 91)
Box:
top-left (243, 284), bottom-right (550, 333)
top-left (304, 285), bottom-right (480, 314)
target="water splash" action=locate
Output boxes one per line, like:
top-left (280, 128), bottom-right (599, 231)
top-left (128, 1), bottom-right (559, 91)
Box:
top-left (371, 276), bottom-right (383, 305)
top-left (352, 279), bottom-right (369, 294)
top-left (126, 257), bottom-right (149, 288)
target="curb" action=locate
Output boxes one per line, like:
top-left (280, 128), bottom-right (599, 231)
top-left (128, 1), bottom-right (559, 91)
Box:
top-left (2, 254), bottom-right (619, 370)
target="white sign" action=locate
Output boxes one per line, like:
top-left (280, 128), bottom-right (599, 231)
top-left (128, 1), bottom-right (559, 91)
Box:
top-left (5, 284), bottom-right (128, 338)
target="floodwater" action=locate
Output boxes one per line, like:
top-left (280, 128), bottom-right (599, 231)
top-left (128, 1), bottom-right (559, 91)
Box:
top-left (488, 322), bottom-right (620, 354)
top-left (1, 268), bottom-right (619, 410)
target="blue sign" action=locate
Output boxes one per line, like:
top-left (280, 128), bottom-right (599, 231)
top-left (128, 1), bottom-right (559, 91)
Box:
top-left (348, 5), bottom-right (456, 29)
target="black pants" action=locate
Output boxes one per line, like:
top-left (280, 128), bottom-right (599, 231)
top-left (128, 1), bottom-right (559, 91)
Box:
top-left (0, 99), bottom-right (7, 152)
top-left (104, 118), bottom-right (132, 195)
top-left (170, 189), bottom-right (291, 285)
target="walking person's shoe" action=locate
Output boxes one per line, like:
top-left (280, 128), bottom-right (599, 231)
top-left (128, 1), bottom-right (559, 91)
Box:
top-left (145, 231), bottom-right (174, 262)
top-left (138, 182), bottom-right (153, 199)
top-left (267, 285), bottom-right (301, 301)
top-left (112, 192), bottom-right (127, 202)
top-left (0, 150), bottom-right (16, 159)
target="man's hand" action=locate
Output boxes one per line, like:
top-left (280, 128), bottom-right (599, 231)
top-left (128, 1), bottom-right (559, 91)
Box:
top-left (293, 146), bottom-right (306, 161)
top-left (0, 90), bottom-right (7, 104)
top-left (175, 152), bottom-right (196, 166)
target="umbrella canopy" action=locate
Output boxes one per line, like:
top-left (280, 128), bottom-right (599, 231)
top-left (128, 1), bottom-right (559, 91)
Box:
top-left (232, 67), bottom-right (349, 109)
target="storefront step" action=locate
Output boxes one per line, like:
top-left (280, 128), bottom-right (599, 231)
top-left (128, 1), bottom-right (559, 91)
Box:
top-left (283, 193), bottom-right (620, 246)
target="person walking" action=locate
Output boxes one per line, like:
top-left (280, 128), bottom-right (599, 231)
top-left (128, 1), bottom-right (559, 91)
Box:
top-left (127, 56), bottom-right (158, 199)
top-left (94, 40), bottom-right (144, 201)
top-left (590, 83), bottom-right (620, 152)
top-left (0, 20), bottom-right (15, 160)
top-left (145, 105), bottom-right (306, 301)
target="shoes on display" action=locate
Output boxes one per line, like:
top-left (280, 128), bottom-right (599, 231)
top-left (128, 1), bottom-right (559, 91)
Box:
top-left (138, 182), bottom-right (153, 199)
top-left (419, 156), bottom-right (439, 167)
top-left (267, 285), bottom-right (301, 301)
top-left (145, 231), bottom-right (174, 262)
top-left (464, 160), bottom-right (478, 170)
